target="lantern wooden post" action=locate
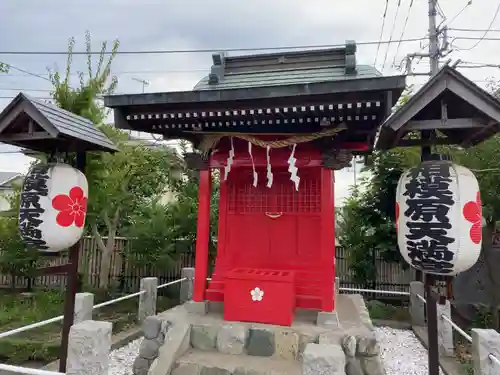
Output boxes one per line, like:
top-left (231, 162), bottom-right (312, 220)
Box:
top-left (59, 152), bottom-right (86, 373)
top-left (193, 169), bottom-right (211, 302)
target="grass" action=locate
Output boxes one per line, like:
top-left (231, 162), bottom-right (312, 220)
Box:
top-left (365, 299), bottom-right (410, 322)
top-left (0, 288), bottom-right (178, 364)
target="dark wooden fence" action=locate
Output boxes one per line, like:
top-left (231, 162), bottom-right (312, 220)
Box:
top-left (0, 238), bottom-right (412, 294)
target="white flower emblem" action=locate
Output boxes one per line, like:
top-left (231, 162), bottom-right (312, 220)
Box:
top-left (250, 287), bottom-right (264, 302)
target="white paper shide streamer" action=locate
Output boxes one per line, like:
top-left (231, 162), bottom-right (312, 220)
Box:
top-left (248, 141), bottom-right (258, 187)
top-left (288, 144), bottom-right (300, 191)
top-left (223, 137), bottom-right (235, 181)
top-left (266, 146), bottom-right (273, 188)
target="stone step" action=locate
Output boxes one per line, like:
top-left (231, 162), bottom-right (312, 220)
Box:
top-left (171, 349), bottom-right (302, 375)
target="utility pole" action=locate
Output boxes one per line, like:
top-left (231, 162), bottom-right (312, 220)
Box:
top-left (423, 2), bottom-right (442, 375)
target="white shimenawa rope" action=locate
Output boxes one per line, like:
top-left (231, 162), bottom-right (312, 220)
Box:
top-left (248, 141), bottom-right (258, 187)
top-left (288, 144), bottom-right (300, 191)
top-left (223, 137), bottom-right (235, 181)
top-left (266, 145), bottom-right (273, 188)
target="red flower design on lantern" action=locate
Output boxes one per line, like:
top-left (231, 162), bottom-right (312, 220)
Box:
top-left (463, 192), bottom-right (482, 244)
top-left (395, 202), bottom-right (400, 231)
top-left (51, 187), bottom-right (87, 228)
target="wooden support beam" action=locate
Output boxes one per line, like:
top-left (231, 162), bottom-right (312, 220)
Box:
top-left (0, 131), bottom-right (54, 142)
top-left (33, 264), bottom-right (71, 275)
top-left (405, 118), bottom-right (486, 130)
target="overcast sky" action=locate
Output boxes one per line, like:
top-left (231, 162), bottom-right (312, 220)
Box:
top-left (0, 0), bottom-right (499, 205)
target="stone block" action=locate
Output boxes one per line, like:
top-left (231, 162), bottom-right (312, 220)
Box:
top-left (345, 358), bottom-right (364, 375)
top-left (139, 277), bottom-right (158, 323)
top-left (299, 333), bottom-right (318, 358)
top-left (317, 311), bottom-right (341, 329)
top-left (180, 268), bottom-right (194, 303)
top-left (274, 329), bottom-right (299, 360)
top-left (471, 328), bottom-right (500, 375)
top-left (66, 320), bottom-right (112, 375)
top-left (200, 366), bottom-right (232, 375)
top-left (246, 328), bottom-right (275, 357)
top-left (74, 292), bottom-right (94, 324)
top-left (360, 356), bottom-right (385, 375)
top-left (318, 332), bottom-right (337, 345)
top-left (139, 339), bottom-right (161, 360)
top-left (409, 281), bottom-right (425, 326)
top-left (133, 357), bottom-right (151, 375)
top-left (171, 362), bottom-right (200, 375)
top-left (149, 322), bottom-right (191, 375)
top-left (356, 332), bottom-right (380, 357)
top-left (233, 368), bottom-right (269, 375)
top-left (216, 324), bottom-right (247, 355)
top-left (143, 316), bottom-right (163, 340)
top-left (185, 300), bottom-right (208, 315)
top-left (437, 300), bottom-right (454, 357)
top-left (346, 294), bottom-right (374, 330)
top-left (302, 343), bottom-right (346, 375)
top-left (191, 324), bottom-right (218, 351)
top-left (342, 335), bottom-right (357, 357)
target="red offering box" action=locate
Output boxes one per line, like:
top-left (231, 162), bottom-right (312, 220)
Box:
top-left (224, 268), bottom-right (295, 326)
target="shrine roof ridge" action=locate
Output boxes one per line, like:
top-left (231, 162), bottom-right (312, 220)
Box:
top-left (104, 74), bottom-right (406, 109)
top-left (194, 41), bottom-right (362, 91)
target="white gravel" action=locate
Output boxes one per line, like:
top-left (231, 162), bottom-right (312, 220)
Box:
top-left (107, 328), bottom-right (443, 375)
top-left (108, 338), bottom-right (142, 375)
top-left (375, 326), bottom-right (444, 375)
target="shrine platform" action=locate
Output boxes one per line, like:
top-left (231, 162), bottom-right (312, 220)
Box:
top-left (139, 294), bottom-right (383, 375)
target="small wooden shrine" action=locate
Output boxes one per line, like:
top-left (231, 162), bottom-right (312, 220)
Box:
top-left (105, 42), bottom-right (406, 325)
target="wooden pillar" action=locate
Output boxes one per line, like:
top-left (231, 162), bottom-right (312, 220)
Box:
top-left (320, 168), bottom-right (335, 312)
top-left (193, 169), bottom-right (211, 302)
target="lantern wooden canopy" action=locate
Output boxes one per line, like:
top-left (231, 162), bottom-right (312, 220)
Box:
top-left (105, 41), bottom-right (406, 325)
top-left (376, 65), bottom-right (500, 150)
top-left (0, 93), bottom-right (118, 153)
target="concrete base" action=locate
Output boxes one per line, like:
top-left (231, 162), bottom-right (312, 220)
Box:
top-left (316, 311), bottom-right (341, 329)
top-left (208, 301), bottom-right (224, 314)
top-left (184, 301), bottom-right (208, 315)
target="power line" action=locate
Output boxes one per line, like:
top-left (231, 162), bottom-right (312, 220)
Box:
top-left (0, 37), bottom-right (430, 56)
top-left (457, 0), bottom-right (500, 51)
top-left (0, 62), bottom-right (51, 82)
top-left (374, 0), bottom-right (390, 67)
top-left (381, 0), bottom-right (404, 71)
top-left (392, 0), bottom-right (415, 66)
top-left (439, 0), bottom-right (472, 28)
top-left (450, 27), bottom-right (500, 33)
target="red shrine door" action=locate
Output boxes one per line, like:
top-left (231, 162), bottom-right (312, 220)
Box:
top-left (218, 167), bottom-right (327, 310)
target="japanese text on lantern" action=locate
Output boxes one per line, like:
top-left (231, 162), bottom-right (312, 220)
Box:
top-left (403, 163), bottom-right (455, 274)
top-left (19, 165), bottom-right (50, 249)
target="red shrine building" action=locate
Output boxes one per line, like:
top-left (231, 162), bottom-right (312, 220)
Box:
top-left (105, 42), bottom-right (405, 326)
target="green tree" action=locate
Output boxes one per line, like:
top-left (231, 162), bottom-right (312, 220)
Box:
top-left (0, 63), bottom-right (8, 73)
top-left (450, 136), bottom-right (500, 329)
top-left (48, 31), bottom-right (183, 289)
top-left (88, 140), bottom-right (182, 288)
top-left (338, 87), bottom-right (418, 284)
top-left (0, 184), bottom-right (39, 289)
top-left (125, 141), bottom-right (220, 277)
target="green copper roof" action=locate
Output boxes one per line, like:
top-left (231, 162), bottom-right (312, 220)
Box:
top-left (193, 41), bottom-right (381, 91)
top-left (194, 65), bottom-right (381, 91)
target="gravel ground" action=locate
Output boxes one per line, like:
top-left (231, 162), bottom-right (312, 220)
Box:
top-left (108, 338), bottom-right (143, 375)
top-left (107, 328), bottom-right (443, 375)
top-left (375, 326), bottom-right (444, 375)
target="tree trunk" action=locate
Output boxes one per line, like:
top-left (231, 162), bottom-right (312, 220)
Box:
top-left (483, 221), bottom-right (500, 329)
top-left (93, 217), bottom-right (119, 290)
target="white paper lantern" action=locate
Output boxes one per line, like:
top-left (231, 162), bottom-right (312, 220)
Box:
top-left (396, 158), bottom-right (482, 276)
top-left (19, 163), bottom-right (88, 252)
